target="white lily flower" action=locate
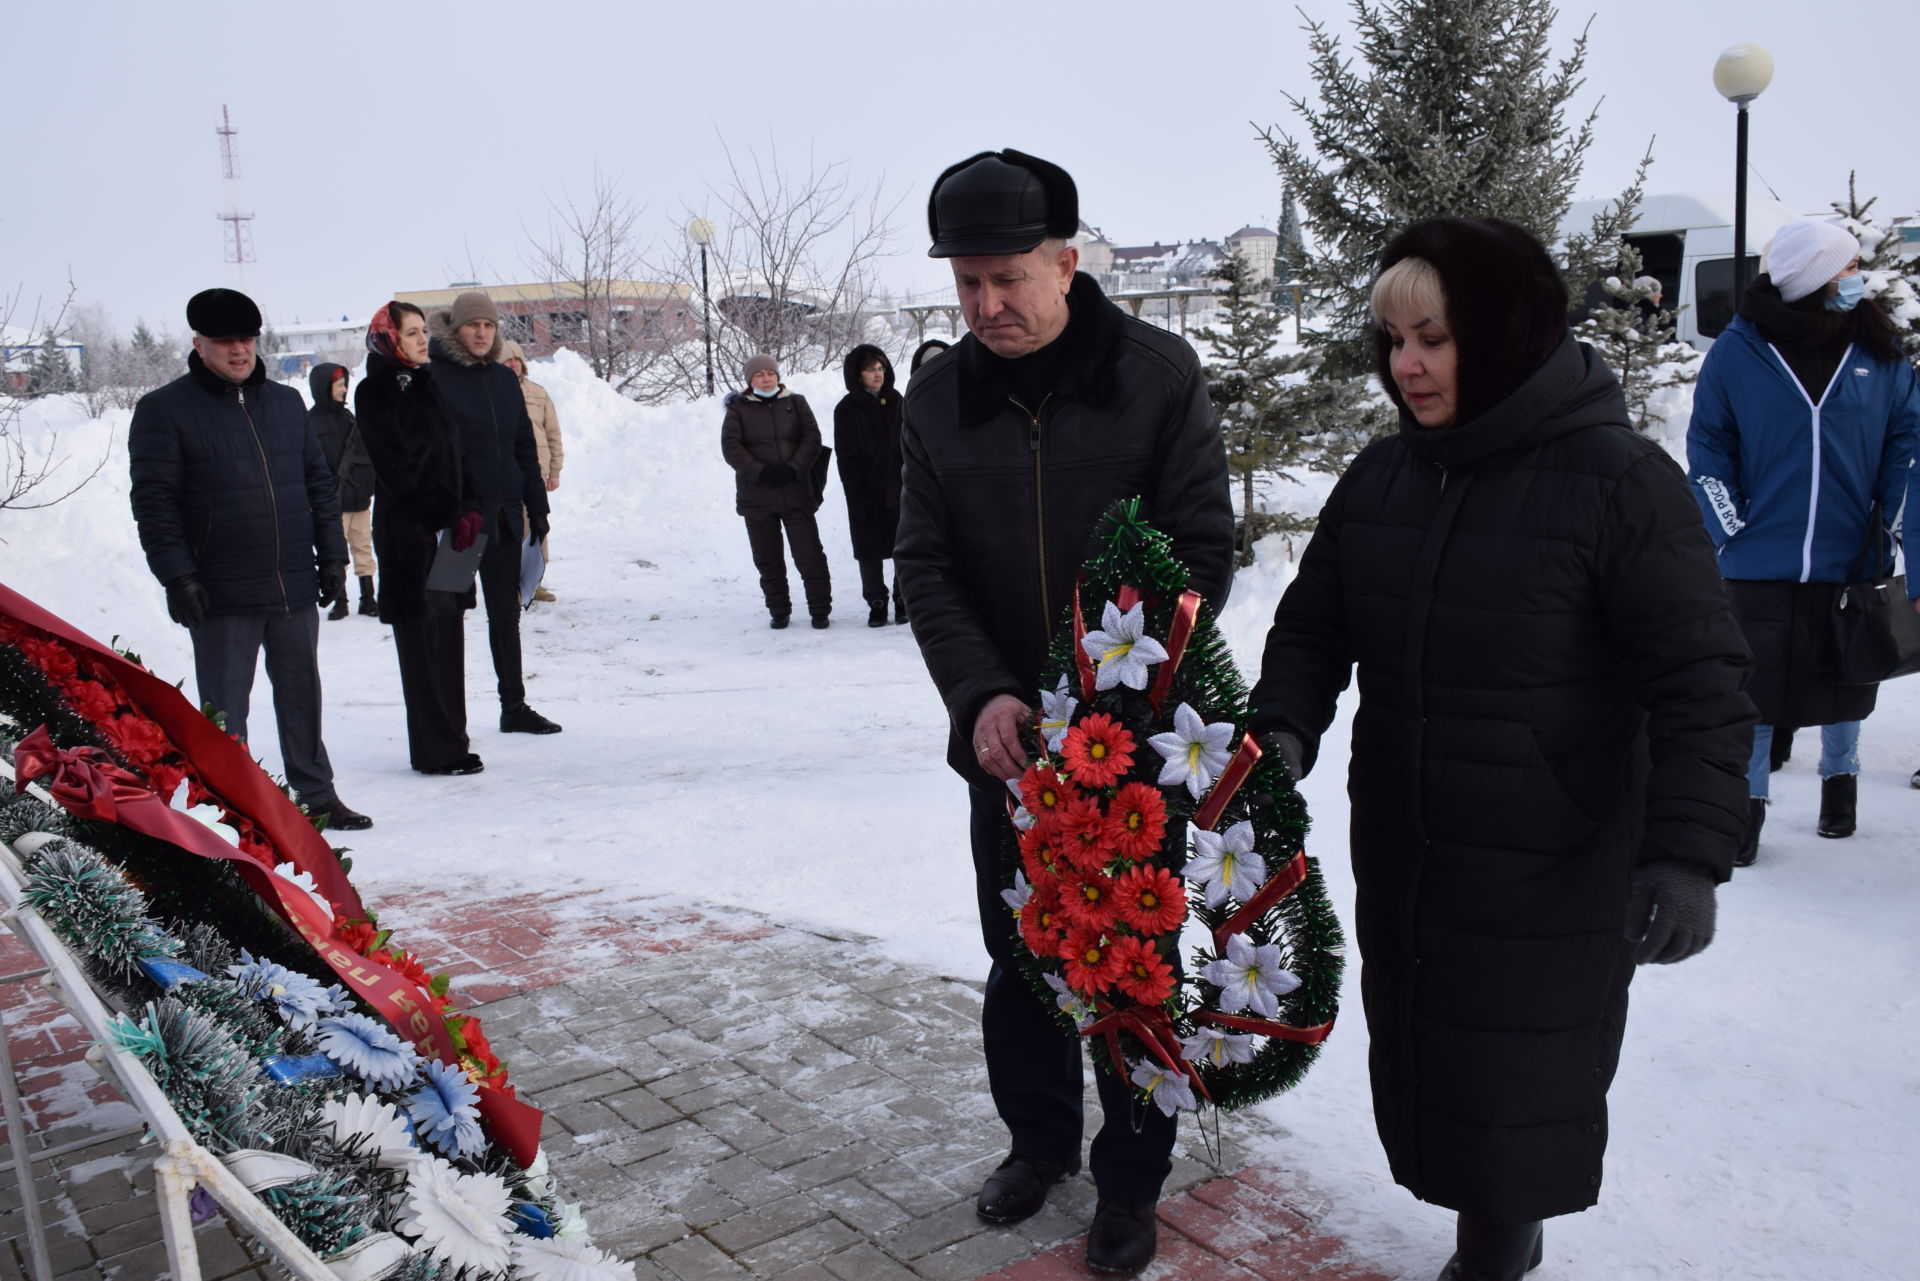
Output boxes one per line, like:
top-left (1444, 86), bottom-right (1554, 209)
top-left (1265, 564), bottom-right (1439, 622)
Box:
top-left (271, 861), bottom-right (334, 919)
top-left (1079, 600), bottom-right (1170, 692)
top-left (1000, 871), bottom-right (1032, 920)
top-left (1147, 703), bottom-right (1235, 799)
top-left (1043, 972), bottom-right (1097, 1029)
top-left (1201, 933), bottom-right (1301, 1019)
top-left (1179, 1026), bottom-right (1260, 1068)
top-left (1038, 676), bottom-right (1079, 752)
top-left (1010, 805), bottom-right (1036, 833)
top-left (1183, 821), bottom-right (1268, 908)
top-left (1128, 1058), bottom-right (1199, 1116)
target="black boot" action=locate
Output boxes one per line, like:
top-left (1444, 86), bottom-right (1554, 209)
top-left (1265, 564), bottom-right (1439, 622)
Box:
top-left (500, 703), bottom-right (563, 734)
top-left (357, 575), bottom-right (377, 616)
top-left (1734, 797), bottom-right (1765, 868)
top-left (1817, 773), bottom-right (1857, 838)
top-left (769, 613), bottom-right (790, 630)
top-left (303, 797), bottom-right (373, 831)
top-left (1436, 1215), bottom-right (1543, 1281)
top-left (974, 1154), bottom-right (1076, 1224)
top-left (811, 614), bottom-right (831, 630)
top-left (1086, 1200), bottom-right (1158, 1276)
top-left (327, 595), bottom-right (349, 621)
top-left (1769, 726), bottom-right (1794, 772)
top-left (867, 600), bottom-right (888, 628)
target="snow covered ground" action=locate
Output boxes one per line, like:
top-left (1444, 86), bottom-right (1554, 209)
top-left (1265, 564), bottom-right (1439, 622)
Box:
top-left (2, 353), bottom-right (1914, 1280)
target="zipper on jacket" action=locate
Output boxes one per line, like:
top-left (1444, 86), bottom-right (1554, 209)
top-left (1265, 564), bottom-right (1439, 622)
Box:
top-left (1766, 340), bottom-right (1855, 584)
top-left (236, 387), bottom-right (289, 613)
top-left (1011, 393), bottom-right (1055, 638)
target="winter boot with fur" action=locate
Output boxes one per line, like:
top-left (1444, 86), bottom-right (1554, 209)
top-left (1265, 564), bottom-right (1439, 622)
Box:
top-left (1817, 773), bottom-right (1857, 839)
top-left (1735, 797), bottom-right (1765, 867)
top-left (357, 575), bottom-right (377, 616)
top-left (1436, 1215), bottom-right (1543, 1281)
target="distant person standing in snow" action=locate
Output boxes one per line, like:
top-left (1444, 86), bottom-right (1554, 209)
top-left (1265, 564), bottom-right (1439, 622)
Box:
top-left (426, 291), bottom-right (562, 735)
top-left (308, 363), bottom-right (378, 620)
top-left (895, 150), bottom-right (1231, 1276)
top-left (833, 344), bottom-right (905, 626)
top-left (1251, 218), bottom-right (1753, 1281)
top-left (721, 353), bottom-right (832, 628)
top-left (498, 340), bottom-right (563, 603)
top-left (1687, 218), bottom-right (1920, 861)
top-left (356, 301), bottom-right (485, 776)
top-left (128, 287), bottom-right (372, 831)
top-left (909, 337), bottom-right (950, 378)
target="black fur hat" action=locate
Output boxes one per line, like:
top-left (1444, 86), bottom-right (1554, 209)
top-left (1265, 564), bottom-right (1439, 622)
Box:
top-left (927, 149), bottom-right (1078, 259)
top-left (1372, 217), bottom-right (1568, 427)
top-left (185, 287), bottom-right (263, 338)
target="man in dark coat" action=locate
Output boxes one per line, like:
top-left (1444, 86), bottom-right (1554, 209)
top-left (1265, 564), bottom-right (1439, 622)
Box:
top-left (895, 150), bottom-right (1233, 1276)
top-left (426, 291), bottom-right (560, 735)
top-left (1249, 219), bottom-right (1753, 1279)
top-left (128, 288), bottom-right (371, 831)
top-left (308, 363), bottom-right (378, 619)
top-left (834, 343), bottom-right (905, 626)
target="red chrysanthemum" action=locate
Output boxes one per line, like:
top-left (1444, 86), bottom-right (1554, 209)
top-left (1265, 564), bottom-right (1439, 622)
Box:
top-left (1062, 713), bottom-right (1137, 788)
top-left (1109, 782), bottom-right (1169, 862)
top-left (1109, 935), bottom-right (1178, 1005)
top-left (1019, 764), bottom-right (1081, 830)
top-left (1018, 824), bottom-right (1070, 885)
top-left (1062, 927), bottom-right (1123, 995)
top-left (1058, 797), bottom-right (1120, 873)
top-left (1113, 864), bottom-right (1187, 936)
top-left (1019, 893), bottom-right (1069, 959)
top-left (1059, 869), bottom-right (1120, 932)
top-left (334, 916), bottom-right (381, 956)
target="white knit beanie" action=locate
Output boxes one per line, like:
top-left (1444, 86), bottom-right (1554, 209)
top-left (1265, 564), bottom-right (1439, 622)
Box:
top-left (1764, 221), bottom-right (1858, 303)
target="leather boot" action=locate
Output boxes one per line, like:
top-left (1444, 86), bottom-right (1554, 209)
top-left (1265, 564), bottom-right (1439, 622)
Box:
top-left (357, 575), bottom-right (377, 616)
top-left (974, 1154), bottom-right (1075, 1224)
top-left (1734, 797), bottom-right (1765, 867)
top-left (1086, 1200), bottom-right (1157, 1275)
top-left (1435, 1215), bottom-right (1543, 1281)
top-left (1817, 773), bottom-right (1857, 838)
top-left (867, 600), bottom-right (888, 627)
top-left (327, 595), bottom-right (349, 621)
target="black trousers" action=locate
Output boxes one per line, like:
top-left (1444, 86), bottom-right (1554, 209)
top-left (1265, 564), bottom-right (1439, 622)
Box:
top-left (856, 556), bottom-right (897, 608)
top-left (190, 607), bottom-right (336, 804)
top-left (968, 786), bottom-right (1175, 1203)
top-left (477, 515), bottom-right (525, 708)
top-left (742, 508), bottom-right (831, 618)
top-left (392, 615), bottom-right (469, 771)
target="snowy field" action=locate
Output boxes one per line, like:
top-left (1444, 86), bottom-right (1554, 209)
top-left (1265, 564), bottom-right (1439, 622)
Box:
top-left (2, 351), bottom-right (1914, 1280)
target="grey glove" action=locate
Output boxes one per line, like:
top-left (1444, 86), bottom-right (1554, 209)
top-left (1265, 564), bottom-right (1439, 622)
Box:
top-left (1625, 861), bottom-right (1717, 964)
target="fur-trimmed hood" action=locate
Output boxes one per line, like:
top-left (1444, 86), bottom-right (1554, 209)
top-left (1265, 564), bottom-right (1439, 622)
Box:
top-left (842, 344), bottom-right (897, 397)
top-left (427, 306), bottom-right (503, 367)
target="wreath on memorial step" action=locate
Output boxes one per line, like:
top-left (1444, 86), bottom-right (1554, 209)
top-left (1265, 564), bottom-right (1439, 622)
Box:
top-left (1002, 500), bottom-right (1343, 1116)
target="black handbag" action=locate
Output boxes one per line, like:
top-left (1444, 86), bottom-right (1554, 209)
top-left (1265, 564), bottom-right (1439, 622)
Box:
top-left (1831, 503), bottom-right (1920, 684)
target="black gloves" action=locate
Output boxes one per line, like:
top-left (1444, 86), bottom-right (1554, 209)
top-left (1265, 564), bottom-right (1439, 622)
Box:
top-left (528, 511), bottom-right (550, 542)
top-left (1270, 731), bottom-right (1307, 783)
top-left (1625, 861), bottom-right (1717, 964)
top-left (318, 562), bottom-right (349, 610)
top-left (759, 463), bottom-right (797, 486)
top-left (165, 576), bottom-right (210, 628)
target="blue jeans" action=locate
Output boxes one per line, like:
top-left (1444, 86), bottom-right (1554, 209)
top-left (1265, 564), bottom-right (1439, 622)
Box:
top-left (1748, 722), bottom-right (1861, 800)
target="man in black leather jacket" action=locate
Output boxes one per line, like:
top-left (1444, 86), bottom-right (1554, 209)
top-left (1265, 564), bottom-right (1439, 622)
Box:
top-left (895, 151), bottom-right (1232, 1276)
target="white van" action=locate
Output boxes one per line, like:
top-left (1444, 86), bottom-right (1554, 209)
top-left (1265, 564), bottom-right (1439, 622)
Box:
top-left (1561, 192), bottom-right (1807, 350)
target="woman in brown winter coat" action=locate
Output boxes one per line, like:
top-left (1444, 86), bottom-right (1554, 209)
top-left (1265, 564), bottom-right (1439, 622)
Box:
top-left (721, 353), bottom-right (832, 628)
top-left (500, 339), bottom-right (563, 602)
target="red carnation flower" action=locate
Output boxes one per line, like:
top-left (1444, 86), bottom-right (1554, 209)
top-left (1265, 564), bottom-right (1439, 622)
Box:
top-left (1062, 713), bottom-right (1136, 788)
top-left (1019, 764), bottom-right (1081, 829)
top-left (1058, 797), bottom-right (1120, 873)
top-left (1019, 823), bottom-right (1070, 884)
top-left (334, 916), bottom-right (381, 956)
top-left (1109, 782), bottom-right (1169, 862)
top-left (1063, 927), bottom-right (1123, 995)
top-left (1114, 864), bottom-right (1187, 936)
top-left (1059, 869), bottom-right (1120, 932)
top-left (456, 1015), bottom-right (506, 1082)
top-left (1110, 935), bottom-right (1177, 1005)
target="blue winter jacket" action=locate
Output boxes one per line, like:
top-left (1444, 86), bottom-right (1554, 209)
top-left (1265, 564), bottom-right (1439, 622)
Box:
top-left (1686, 314), bottom-right (1920, 587)
top-left (129, 354), bottom-right (348, 614)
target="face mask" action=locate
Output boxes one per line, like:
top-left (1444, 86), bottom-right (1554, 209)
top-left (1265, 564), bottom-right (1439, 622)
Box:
top-left (752, 385), bottom-right (778, 398)
top-left (1826, 273), bottom-right (1866, 313)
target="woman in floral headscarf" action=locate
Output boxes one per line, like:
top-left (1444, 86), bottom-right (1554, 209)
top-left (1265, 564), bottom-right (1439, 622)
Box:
top-left (356, 301), bottom-right (484, 776)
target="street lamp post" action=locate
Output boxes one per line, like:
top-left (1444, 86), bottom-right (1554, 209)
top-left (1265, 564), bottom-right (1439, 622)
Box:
top-left (1714, 43), bottom-right (1775, 307)
top-left (686, 217), bottom-right (716, 397)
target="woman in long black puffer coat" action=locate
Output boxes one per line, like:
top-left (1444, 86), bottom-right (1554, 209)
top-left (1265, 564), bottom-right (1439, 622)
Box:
top-left (355, 301), bottom-right (484, 777)
top-left (834, 344), bottom-right (905, 627)
top-left (1248, 218), bottom-right (1756, 1281)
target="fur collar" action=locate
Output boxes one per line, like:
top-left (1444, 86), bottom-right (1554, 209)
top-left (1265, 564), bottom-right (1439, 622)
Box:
top-left (427, 307), bottom-right (502, 367)
top-left (953, 272), bottom-right (1124, 428)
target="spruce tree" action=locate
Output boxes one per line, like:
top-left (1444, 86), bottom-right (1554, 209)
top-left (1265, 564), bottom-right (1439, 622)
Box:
top-left (1572, 166), bottom-right (1699, 432)
top-left (25, 329), bottom-right (76, 397)
top-left (1274, 191), bottom-right (1305, 315)
top-left (1262, 0), bottom-right (1611, 380)
top-left (1830, 173), bottom-right (1920, 366)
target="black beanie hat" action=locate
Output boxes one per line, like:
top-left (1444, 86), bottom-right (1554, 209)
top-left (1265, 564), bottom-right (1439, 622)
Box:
top-left (1372, 218), bottom-right (1568, 427)
top-left (927, 149), bottom-right (1078, 258)
top-left (185, 287), bottom-right (264, 339)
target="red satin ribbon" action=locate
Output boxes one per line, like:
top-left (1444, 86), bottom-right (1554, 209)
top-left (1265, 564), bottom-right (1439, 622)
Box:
top-left (1213, 852), bottom-right (1309, 954)
top-left (1146, 590), bottom-right (1203, 715)
top-left (1193, 733), bottom-right (1264, 831)
top-left (1070, 580), bottom-right (1097, 702)
top-left (1193, 1009), bottom-right (1336, 1045)
top-left (1080, 1000), bottom-right (1211, 1102)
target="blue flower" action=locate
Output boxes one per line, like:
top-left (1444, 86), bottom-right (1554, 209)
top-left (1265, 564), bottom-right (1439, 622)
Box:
top-left (229, 951), bottom-right (343, 1031)
top-left (315, 1013), bottom-right (421, 1091)
top-left (405, 1059), bottom-right (484, 1159)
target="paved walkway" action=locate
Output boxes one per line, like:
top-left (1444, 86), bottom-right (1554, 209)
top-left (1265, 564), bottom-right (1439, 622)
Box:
top-left (3, 887), bottom-right (1397, 1281)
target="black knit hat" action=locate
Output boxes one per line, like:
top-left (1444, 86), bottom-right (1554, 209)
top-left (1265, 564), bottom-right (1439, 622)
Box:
top-left (927, 150), bottom-right (1078, 258)
top-left (1372, 218), bottom-right (1569, 427)
top-left (185, 288), bottom-right (263, 338)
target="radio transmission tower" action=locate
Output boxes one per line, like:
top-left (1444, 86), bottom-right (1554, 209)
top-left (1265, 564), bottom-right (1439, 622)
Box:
top-left (215, 105), bottom-right (256, 287)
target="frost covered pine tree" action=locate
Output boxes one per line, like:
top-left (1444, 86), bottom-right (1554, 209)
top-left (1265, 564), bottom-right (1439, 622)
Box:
top-left (1830, 173), bottom-right (1920, 365)
top-left (1274, 191), bottom-right (1305, 315)
top-left (1573, 168), bottom-right (1699, 432)
top-left (1262, 0), bottom-right (1607, 380)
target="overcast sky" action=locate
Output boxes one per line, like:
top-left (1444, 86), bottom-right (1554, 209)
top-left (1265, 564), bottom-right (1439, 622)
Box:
top-left (6, 0), bottom-right (1913, 338)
